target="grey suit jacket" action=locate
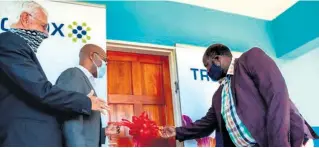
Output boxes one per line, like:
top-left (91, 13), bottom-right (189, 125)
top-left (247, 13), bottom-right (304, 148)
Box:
top-left (55, 67), bottom-right (105, 147)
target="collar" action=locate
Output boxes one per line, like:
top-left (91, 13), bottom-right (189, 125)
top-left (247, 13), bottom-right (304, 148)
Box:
top-left (226, 58), bottom-right (235, 75)
top-left (76, 65), bottom-right (95, 80)
top-left (218, 58), bottom-right (235, 84)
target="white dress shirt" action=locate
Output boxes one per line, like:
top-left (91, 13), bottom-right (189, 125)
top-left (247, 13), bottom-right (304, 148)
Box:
top-left (76, 65), bottom-right (96, 89)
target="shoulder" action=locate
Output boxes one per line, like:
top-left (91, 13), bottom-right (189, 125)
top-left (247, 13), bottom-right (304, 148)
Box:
top-left (0, 31), bottom-right (15, 40)
top-left (237, 47), bottom-right (267, 65)
top-left (56, 68), bottom-right (84, 83)
top-left (0, 31), bottom-right (25, 45)
top-left (55, 68), bottom-right (87, 93)
top-left (59, 67), bottom-right (83, 78)
top-left (240, 47), bottom-right (265, 60)
top-left (0, 31), bottom-right (30, 54)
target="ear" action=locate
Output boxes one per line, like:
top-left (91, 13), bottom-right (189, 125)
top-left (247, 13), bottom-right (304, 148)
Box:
top-left (89, 52), bottom-right (95, 60)
top-left (20, 12), bottom-right (30, 27)
top-left (212, 56), bottom-right (222, 66)
top-left (211, 55), bottom-right (218, 62)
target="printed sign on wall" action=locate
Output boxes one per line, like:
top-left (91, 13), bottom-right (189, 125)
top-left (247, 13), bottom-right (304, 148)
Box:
top-left (0, 1), bottom-right (106, 90)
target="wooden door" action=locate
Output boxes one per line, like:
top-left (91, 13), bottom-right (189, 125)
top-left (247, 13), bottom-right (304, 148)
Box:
top-left (107, 51), bottom-right (175, 147)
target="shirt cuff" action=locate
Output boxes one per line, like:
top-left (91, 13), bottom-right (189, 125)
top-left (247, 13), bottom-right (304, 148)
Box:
top-left (79, 96), bottom-right (92, 115)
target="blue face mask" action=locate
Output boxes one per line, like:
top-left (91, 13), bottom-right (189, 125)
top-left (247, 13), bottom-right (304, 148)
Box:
top-left (97, 61), bottom-right (106, 78)
top-left (208, 62), bottom-right (224, 81)
top-left (93, 55), bottom-right (106, 78)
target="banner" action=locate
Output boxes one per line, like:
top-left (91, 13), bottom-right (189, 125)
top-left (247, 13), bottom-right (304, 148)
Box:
top-left (175, 44), bottom-right (242, 147)
top-left (0, 0), bottom-right (107, 145)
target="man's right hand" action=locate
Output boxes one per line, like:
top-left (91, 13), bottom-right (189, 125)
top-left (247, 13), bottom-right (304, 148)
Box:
top-left (159, 126), bottom-right (176, 138)
top-left (87, 90), bottom-right (110, 115)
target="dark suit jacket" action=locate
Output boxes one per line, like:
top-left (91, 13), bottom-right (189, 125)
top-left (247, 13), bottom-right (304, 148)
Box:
top-left (0, 31), bottom-right (92, 146)
top-left (56, 67), bottom-right (105, 146)
top-left (176, 47), bottom-right (318, 147)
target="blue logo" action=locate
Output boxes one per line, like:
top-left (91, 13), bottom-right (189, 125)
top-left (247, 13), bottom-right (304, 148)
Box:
top-left (190, 68), bottom-right (214, 82)
top-left (0, 17), bottom-right (9, 31)
top-left (0, 17), bottom-right (92, 43)
top-left (67, 21), bottom-right (91, 43)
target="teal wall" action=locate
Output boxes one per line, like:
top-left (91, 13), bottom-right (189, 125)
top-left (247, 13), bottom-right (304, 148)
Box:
top-left (271, 1), bottom-right (319, 57)
top-left (88, 1), bottom-right (276, 56)
top-left (85, 1), bottom-right (319, 58)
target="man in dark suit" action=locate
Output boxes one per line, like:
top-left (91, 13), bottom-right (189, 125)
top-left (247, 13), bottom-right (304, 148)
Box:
top-left (56, 44), bottom-right (118, 146)
top-left (0, 1), bottom-right (108, 147)
top-left (161, 44), bottom-right (318, 146)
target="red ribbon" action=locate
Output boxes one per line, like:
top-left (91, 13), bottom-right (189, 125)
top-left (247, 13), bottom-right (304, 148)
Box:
top-left (116, 111), bottom-right (160, 145)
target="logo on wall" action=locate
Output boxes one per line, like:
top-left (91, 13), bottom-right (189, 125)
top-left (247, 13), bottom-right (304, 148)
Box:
top-left (0, 17), bottom-right (93, 44)
top-left (190, 68), bottom-right (215, 82)
top-left (67, 21), bottom-right (91, 43)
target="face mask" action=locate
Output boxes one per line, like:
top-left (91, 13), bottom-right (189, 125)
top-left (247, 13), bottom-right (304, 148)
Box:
top-left (97, 61), bottom-right (106, 78)
top-left (9, 28), bottom-right (48, 53)
top-left (37, 31), bottom-right (49, 40)
top-left (93, 56), bottom-right (106, 78)
top-left (208, 62), bottom-right (224, 82)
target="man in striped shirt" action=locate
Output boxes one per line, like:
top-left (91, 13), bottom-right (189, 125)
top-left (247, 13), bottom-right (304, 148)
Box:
top-left (160, 44), bottom-right (318, 147)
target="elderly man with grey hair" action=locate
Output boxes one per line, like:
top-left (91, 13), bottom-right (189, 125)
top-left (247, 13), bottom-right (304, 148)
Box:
top-left (0, 1), bottom-right (109, 147)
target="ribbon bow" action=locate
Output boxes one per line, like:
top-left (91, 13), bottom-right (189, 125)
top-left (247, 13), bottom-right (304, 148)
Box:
top-left (117, 111), bottom-right (159, 143)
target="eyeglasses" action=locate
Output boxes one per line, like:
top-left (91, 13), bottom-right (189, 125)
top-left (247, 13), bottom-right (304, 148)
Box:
top-left (27, 13), bottom-right (49, 31)
top-left (94, 52), bottom-right (107, 63)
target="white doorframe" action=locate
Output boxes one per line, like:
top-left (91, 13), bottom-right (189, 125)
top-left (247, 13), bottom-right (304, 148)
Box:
top-left (107, 40), bottom-right (183, 146)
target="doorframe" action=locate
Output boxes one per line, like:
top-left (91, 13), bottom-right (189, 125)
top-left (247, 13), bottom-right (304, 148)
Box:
top-left (107, 39), bottom-right (183, 146)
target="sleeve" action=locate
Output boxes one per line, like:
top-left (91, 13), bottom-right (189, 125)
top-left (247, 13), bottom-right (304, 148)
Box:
top-left (175, 105), bottom-right (218, 142)
top-left (243, 47), bottom-right (290, 146)
top-left (0, 44), bottom-right (91, 115)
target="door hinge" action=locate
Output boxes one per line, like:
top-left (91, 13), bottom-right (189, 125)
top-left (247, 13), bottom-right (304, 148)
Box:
top-left (174, 81), bottom-right (179, 93)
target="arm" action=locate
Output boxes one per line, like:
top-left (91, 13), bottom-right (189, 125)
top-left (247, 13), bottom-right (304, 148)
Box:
top-left (243, 48), bottom-right (290, 146)
top-left (289, 99), bottom-right (319, 146)
top-left (176, 106), bottom-right (218, 142)
top-left (289, 99), bottom-right (306, 146)
top-left (0, 44), bottom-right (91, 115)
top-left (55, 71), bottom-right (87, 146)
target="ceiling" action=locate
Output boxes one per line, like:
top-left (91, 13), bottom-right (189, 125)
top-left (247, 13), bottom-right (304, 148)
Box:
top-left (170, 0), bottom-right (298, 20)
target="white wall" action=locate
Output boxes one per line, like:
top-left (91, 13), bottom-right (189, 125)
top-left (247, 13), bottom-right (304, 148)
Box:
top-left (278, 47), bottom-right (319, 126)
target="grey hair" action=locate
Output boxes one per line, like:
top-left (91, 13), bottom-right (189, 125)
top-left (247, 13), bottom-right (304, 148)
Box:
top-left (8, 0), bottom-right (48, 26)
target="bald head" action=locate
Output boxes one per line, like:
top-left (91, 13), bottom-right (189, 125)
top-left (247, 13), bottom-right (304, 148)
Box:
top-left (79, 44), bottom-right (106, 77)
top-left (80, 44), bottom-right (106, 59)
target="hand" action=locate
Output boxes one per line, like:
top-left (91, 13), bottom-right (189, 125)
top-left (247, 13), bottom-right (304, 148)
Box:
top-left (159, 126), bottom-right (176, 138)
top-left (105, 123), bottom-right (120, 136)
top-left (87, 90), bottom-right (110, 115)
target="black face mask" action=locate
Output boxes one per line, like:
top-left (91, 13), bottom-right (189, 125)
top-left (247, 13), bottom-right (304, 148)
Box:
top-left (207, 62), bottom-right (224, 81)
top-left (9, 28), bottom-right (48, 53)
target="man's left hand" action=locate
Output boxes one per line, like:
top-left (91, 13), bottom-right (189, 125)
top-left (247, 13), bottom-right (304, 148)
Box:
top-left (105, 123), bottom-right (120, 136)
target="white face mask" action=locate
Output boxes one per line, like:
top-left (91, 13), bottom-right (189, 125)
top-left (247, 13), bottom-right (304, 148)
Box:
top-left (92, 54), bottom-right (106, 78)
